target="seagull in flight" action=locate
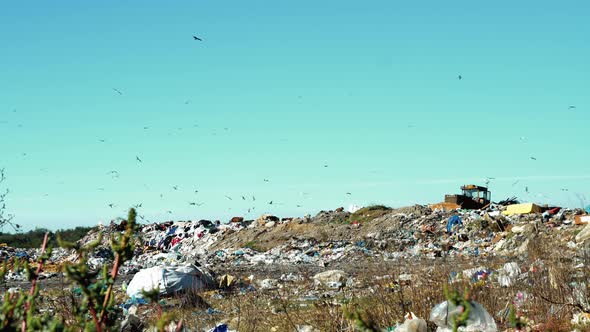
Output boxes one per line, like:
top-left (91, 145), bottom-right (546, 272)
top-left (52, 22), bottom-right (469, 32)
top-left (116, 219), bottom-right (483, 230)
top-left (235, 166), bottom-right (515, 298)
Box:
top-left (225, 195), bottom-right (233, 200)
top-left (242, 196), bottom-right (246, 201)
top-left (107, 171), bottom-right (120, 178)
top-left (112, 88), bottom-right (123, 95)
top-left (525, 186), bottom-right (529, 193)
top-left (136, 156), bottom-right (142, 163)
top-left (268, 201), bottom-right (273, 205)
top-left (530, 157), bottom-right (537, 161)
top-left (172, 185), bottom-right (179, 190)
top-left (568, 105), bottom-right (576, 109)
top-left (189, 202), bottom-right (204, 206)
top-left (263, 179), bottom-right (270, 182)
top-left (193, 35), bottom-right (202, 41)
top-left (346, 192), bottom-right (352, 195)
top-left (98, 139), bottom-right (106, 143)
top-left (512, 180), bottom-right (520, 186)
top-left (133, 203), bottom-right (143, 208)
top-left (108, 203), bottom-right (115, 208)
top-left (458, 74), bottom-right (462, 80)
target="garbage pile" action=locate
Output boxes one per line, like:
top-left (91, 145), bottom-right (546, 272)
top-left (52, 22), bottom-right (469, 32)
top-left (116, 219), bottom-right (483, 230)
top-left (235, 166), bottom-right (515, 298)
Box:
top-left (1, 202), bottom-right (588, 284)
top-left (97, 204), bottom-right (586, 272)
top-left (2, 201), bottom-right (590, 331)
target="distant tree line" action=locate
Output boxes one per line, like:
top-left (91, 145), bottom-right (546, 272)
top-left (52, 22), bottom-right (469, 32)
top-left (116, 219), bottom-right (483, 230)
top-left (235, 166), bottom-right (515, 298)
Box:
top-left (0, 226), bottom-right (95, 248)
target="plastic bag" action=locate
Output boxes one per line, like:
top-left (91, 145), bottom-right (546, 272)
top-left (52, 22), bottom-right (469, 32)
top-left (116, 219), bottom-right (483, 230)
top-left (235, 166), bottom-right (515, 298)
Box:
top-left (393, 312), bottom-right (427, 332)
top-left (429, 301), bottom-right (497, 332)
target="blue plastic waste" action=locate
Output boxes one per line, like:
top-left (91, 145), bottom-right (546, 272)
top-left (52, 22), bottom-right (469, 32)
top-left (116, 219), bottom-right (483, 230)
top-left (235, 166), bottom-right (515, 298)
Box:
top-left (446, 215), bottom-right (463, 233)
top-left (119, 297), bottom-right (148, 310)
top-left (209, 324), bottom-right (229, 332)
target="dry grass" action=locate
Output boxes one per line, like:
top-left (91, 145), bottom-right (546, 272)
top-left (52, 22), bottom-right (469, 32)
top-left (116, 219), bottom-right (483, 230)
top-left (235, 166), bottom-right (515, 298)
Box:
top-left (349, 205), bottom-right (392, 224)
top-left (126, 244), bottom-right (589, 331)
top-left (30, 228), bottom-right (590, 331)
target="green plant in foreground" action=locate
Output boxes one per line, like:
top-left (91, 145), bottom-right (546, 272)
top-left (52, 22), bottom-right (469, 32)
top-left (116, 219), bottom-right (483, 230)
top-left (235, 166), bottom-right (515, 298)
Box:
top-left (343, 305), bottom-right (381, 332)
top-left (58, 208), bottom-right (142, 331)
top-left (508, 305), bottom-right (531, 331)
top-left (443, 285), bottom-right (472, 332)
top-left (0, 208), bottom-right (180, 332)
top-left (0, 233), bottom-right (65, 331)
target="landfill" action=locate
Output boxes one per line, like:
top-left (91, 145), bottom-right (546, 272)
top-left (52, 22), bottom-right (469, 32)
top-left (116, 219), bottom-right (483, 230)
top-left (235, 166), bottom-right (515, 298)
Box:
top-left (2, 201), bottom-right (590, 331)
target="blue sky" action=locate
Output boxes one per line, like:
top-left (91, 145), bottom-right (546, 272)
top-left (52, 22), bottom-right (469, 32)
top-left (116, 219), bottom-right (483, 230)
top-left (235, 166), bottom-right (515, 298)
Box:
top-left (1, 1), bottom-right (588, 230)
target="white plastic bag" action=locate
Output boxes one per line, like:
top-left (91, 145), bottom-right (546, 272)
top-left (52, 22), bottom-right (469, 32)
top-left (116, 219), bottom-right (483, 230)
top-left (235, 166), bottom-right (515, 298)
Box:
top-left (429, 301), bottom-right (497, 332)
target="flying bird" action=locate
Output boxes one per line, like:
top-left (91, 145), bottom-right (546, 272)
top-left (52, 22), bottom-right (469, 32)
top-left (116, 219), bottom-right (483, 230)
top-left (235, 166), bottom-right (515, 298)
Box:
top-left (112, 88), bottom-right (123, 95)
top-left (225, 196), bottom-right (233, 200)
top-left (136, 156), bottom-right (142, 163)
top-left (568, 105), bottom-right (576, 109)
top-left (98, 139), bottom-right (106, 143)
top-left (263, 179), bottom-right (269, 182)
top-left (193, 35), bottom-right (202, 41)
top-left (268, 201), bottom-right (273, 205)
top-left (458, 75), bottom-right (462, 80)
top-left (107, 171), bottom-right (120, 178)
top-left (194, 190), bottom-right (199, 194)
top-left (133, 203), bottom-right (143, 208)
top-left (530, 157), bottom-right (537, 161)
top-left (167, 210), bottom-right (172, 214)
top-left (525, 186), bottom-right (529, 193)
top-left (252, 195), bottom-right (256, 201)
top-left (561, 188), bottom-right (569, 191)
top-left (189, 202), bottom-right (204, 206)
top-left (242, 196), bottom-right (246, 201)
top-left (512, 180), bottom-right (520, 186)
top-left (172, 185), bottom-right (179, 190)
top-left (346, 192), bottom-right (352, 195)
top-left (323, 165), bottom-right (328, 168)
top-left (108, 203), bottom-right (115, 208)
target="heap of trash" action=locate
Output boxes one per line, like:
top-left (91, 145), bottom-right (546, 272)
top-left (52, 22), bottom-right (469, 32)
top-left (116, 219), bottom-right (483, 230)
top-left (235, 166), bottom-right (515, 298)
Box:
top-left (1, 201), bottom-right (589, 281)
top-left (93, 202), bottom-right (588, 273)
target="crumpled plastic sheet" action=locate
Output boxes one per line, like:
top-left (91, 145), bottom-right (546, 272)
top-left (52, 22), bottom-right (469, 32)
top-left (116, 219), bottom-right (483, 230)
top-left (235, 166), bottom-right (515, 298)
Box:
top-left (430, 300), bottom-right (497, 332)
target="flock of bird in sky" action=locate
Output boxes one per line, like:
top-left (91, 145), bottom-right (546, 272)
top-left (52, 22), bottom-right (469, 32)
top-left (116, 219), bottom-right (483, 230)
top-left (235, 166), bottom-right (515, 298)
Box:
top-left (4, 35), bottom-right (584, 224)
